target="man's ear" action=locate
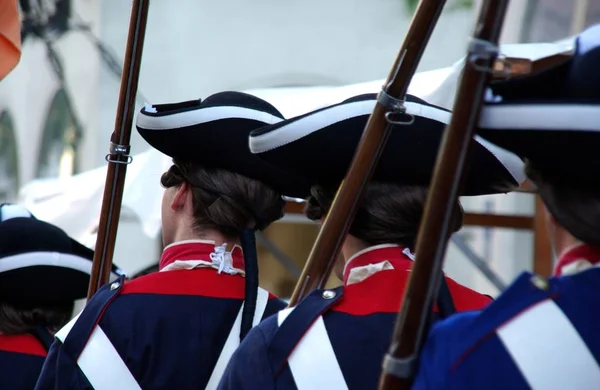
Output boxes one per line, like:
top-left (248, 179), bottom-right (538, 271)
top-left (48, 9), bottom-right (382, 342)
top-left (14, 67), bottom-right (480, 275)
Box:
top-left (171, 182), bottom-right (189, 211)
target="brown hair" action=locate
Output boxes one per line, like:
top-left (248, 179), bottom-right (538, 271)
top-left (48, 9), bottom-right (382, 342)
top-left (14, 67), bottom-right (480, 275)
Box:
top-left (305, 182), bottom-right (464, 250)
top-left (526, 161), bottom-right (600, 246)
top-left (161, 159), bottom-right (285, 238)
top-left (0, 301), bottom-right (74, 334)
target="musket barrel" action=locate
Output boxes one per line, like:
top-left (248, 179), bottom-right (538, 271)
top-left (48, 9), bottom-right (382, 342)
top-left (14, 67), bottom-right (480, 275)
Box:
top-left (377, 1), bottom-right (511, 389)
top-left (288, 0), bottom-right (448, 307)
top-left (87, 0), bottom-right (150, 299)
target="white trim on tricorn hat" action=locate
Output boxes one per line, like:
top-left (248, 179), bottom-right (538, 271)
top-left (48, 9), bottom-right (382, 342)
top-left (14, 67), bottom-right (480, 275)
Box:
top-left (0, 203), bottom-right (33, 221)
top-left (136, 105), bottom-right (282, 130)
top-left (249, 98), bottom-right (452, 153)
top-left (0, 252), bottom-right (95, 275)
top-left (249, 93), bottom-right (525, 196)
top-left (477, 23), bottom-right (600, 182)
top-left (0, 203), bottom-right (124, 304)
top-left (135, 91), bottom-right (311, 198)
top-left (480, 104), bottom-right (600, 131)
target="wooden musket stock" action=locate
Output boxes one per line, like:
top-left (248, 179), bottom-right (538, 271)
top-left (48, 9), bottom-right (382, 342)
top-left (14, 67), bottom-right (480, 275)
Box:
top-left (377, 1), bottom-right (511, 389)
top-left (493, 51), bottom-right (572, 79)
top-left (288, 0), bottom-right (448, 307)
top-left (87, 0), bottom-right (150, 299)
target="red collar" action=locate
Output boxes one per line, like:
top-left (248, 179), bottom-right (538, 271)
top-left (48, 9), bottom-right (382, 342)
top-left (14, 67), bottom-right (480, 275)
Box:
top-left (159, 241), bottom-right (244, 271)
top-left (334, 244), bottom-right (491, 316)
top-left (342, 244), bottom-right (413, 285)
top-left (0, 334), bottom-right (47, 357)
top-left (554, 244), bottom-right (600, 276)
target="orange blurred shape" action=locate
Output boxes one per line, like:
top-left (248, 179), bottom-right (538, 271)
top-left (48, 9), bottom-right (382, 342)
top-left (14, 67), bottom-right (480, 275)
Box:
top-left (0, 0), bottom-right (21, 80)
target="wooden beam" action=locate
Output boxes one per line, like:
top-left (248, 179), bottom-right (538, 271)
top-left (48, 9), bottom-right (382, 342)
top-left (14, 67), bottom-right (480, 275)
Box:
top-left (284, 201), bottom-right (305, 214)
top-left (284, 202), bottom-right (534, 230)
top-left (285, 197), bottom-right (553, 276)
top-left (463, 213), bottom-right (533, 230)
top-left (533, 196), bottom-right (553, 276)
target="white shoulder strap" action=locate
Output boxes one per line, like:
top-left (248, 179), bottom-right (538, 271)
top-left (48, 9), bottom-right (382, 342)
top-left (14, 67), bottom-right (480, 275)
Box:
top-left (55, 313), bottom-right (142, 390)
top-left (277, 308), bottom-right (349, 390)
top-left (497, 299), bottom-right (600, 389)
top-left (54, 312), bottom-right (81, 341)
top-left (205, 287), bottom-right (270, 390)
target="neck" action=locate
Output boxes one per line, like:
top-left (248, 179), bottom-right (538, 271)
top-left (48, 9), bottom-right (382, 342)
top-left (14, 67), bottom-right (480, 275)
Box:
top-left (552, 226), bottom-right (584, 260)
top-left (341, 235), bottom-right (369, 264)
top-left (553, 241), bottom-right (600, 276)
top-left (170, 226), bottom-right (241, 248)
top-left (556, 240), bottom-right (586, 260)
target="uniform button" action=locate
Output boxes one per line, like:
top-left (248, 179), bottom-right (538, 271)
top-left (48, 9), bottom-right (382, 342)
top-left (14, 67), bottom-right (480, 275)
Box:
top-left (110, 282), bottom-right (120, 290)
top-left (530, 275), bottom-right (549, 291)
top-left (322, 290), bottom-right (336, 299)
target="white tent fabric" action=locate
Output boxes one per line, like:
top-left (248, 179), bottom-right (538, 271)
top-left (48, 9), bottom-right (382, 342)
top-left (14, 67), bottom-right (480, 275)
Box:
top-left (18, 38), bottom-right (573, 246)
top-left (244, 65), bottom-right (455, 119)
top-left (19, 65), bottom-right (458, 244)
top-left (20, 149), bottom-right (171, 243)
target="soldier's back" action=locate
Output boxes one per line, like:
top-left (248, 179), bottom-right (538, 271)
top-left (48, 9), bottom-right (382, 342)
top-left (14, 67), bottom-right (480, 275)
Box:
top-left (414, 267), bottom-right (600, 390)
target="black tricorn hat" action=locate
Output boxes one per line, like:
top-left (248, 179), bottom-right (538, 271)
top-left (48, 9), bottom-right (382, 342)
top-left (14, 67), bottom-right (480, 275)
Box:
top-left (249, 93), bottom-right (525, 195)
top-left (0, 204), bottom-right (125, 305)
top-left (477, 23), bottom-right (600, 184)
top-left (135, 91), bottom-right (311, 198)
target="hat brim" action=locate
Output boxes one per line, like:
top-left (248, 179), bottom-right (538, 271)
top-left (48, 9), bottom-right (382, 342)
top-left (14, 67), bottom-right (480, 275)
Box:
top-left (477, 25), bottom-right (600, 183)
top-left (136, 103), bottom-right (311, 198)
top-left (478, 102), bottom-right (600, 182)
top-left (0, 217), bottom-right (124, 305)
top-left (0, 242), bottom-right (122, 305)
top-left (250, 95), bottom-right (525, 195)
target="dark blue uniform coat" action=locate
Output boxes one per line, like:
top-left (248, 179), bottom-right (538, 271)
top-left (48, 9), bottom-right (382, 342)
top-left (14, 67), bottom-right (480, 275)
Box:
top-left (35, 241), bottom-right (286, 390)
top-left (413, 244), bottom-right (600, 390)
top-left (218, 244), bottom-right (493, 390)
top-left (0, 333), bottom-right (52, 389)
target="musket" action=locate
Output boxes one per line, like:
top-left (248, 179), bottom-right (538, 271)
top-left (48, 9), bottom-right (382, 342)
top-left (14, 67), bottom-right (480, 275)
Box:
top-left (87, 0), bottom-right (150, 299)
top-left (377, 1), bottom-right (510, 389)
top-left (495, 51), bottom-right (572, 76)
top-left (288, 0), bottom-right (449, 307)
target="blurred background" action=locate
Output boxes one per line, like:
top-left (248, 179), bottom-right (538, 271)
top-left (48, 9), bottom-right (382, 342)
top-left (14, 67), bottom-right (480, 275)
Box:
top-left (2, 0), bottom-right (600, 301)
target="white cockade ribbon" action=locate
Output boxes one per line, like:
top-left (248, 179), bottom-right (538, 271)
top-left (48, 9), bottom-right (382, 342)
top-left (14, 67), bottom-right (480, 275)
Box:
top-left (210, 243), bottom-right (235, 274)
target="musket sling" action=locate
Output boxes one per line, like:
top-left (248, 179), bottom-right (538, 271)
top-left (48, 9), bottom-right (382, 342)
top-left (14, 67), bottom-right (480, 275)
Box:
top-left (205, 287), bottom-right (270, 389)
top-left (55, 276), bottom-right (141, 390)
top-left (268, 288), bottom-right (348, 390)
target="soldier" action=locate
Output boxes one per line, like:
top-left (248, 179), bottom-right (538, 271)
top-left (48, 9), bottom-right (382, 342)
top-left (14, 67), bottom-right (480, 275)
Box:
top-left (0, 203), bottom-right (123, 389)
top-left (411, 23), bottom-right (600, 390)
top-left (35, 92), bottom-right (310, 390)
top-left (217, 92), bottom-right (525, 389)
